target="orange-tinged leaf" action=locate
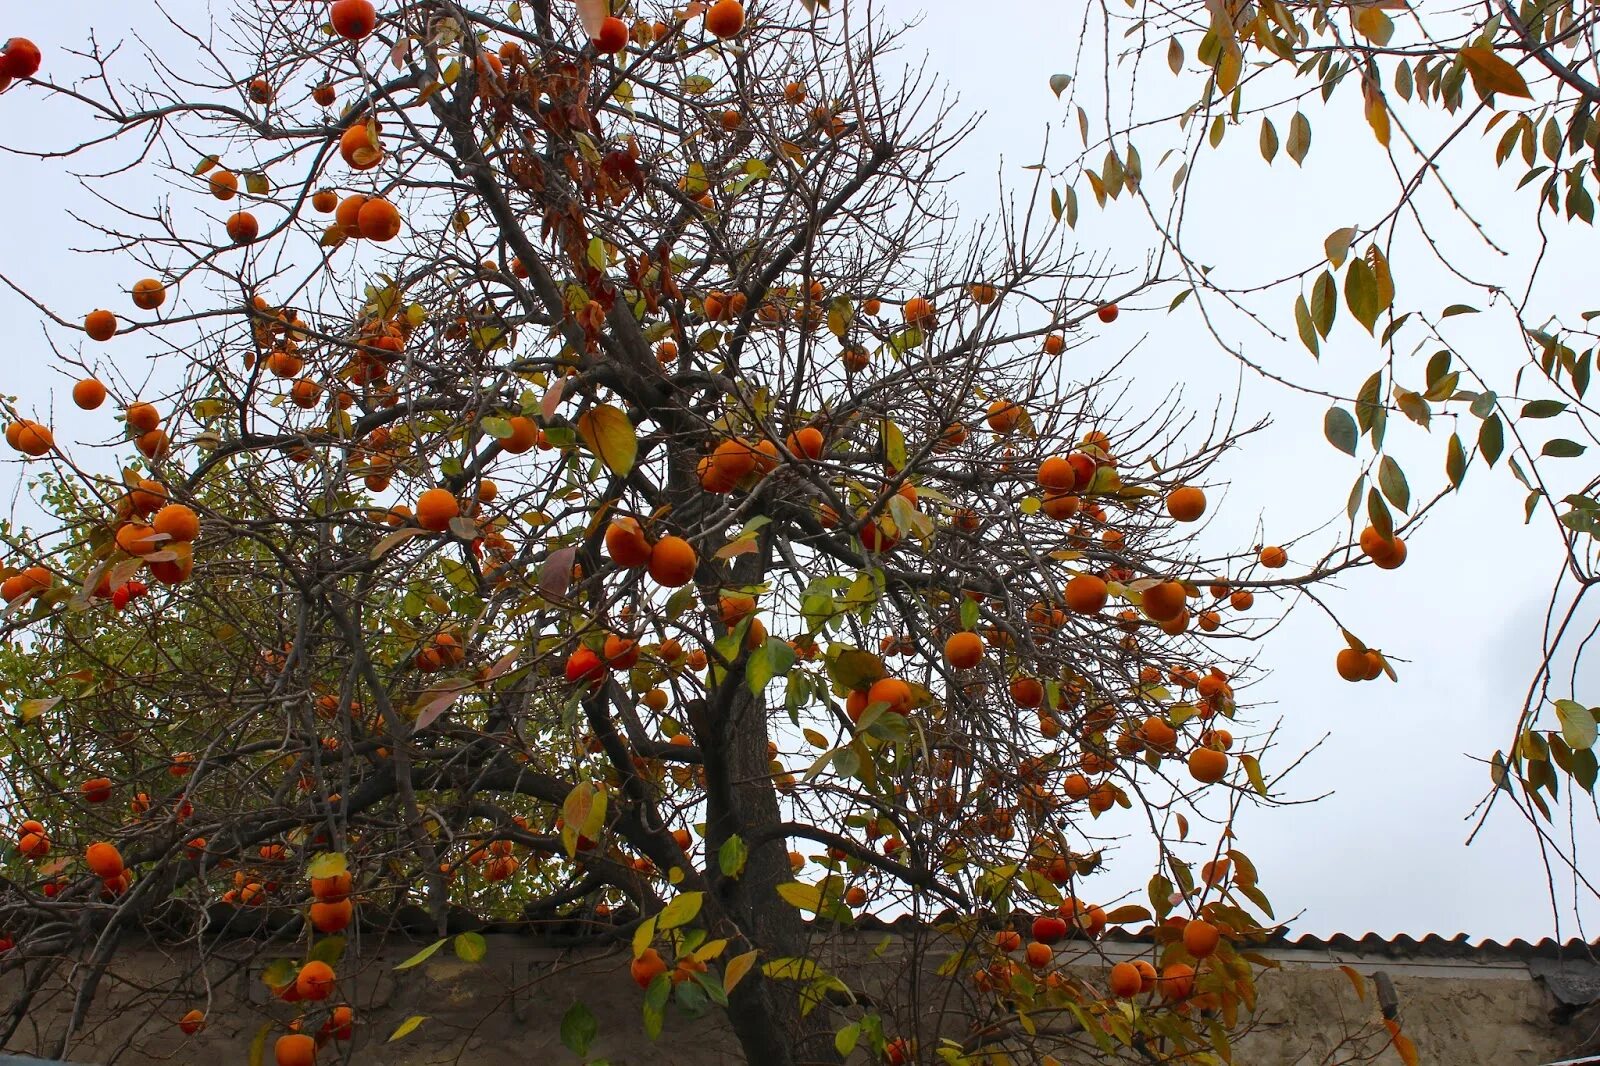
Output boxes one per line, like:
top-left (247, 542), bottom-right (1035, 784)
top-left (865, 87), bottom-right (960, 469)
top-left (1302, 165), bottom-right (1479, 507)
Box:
top-left (1394, 1031), bottom-right (1419, 1066)
top-left (1338, 964), bottom-right (1367, 1001)
top-left (724, 949), bottom-right (759, 994)
top-left (1461, 46), bottom-right (1532, 99)
top-left (1102, 904), bottom-right (1153, 925)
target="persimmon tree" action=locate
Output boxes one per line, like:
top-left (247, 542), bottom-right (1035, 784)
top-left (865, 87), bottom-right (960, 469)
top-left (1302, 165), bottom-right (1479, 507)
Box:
top-left (1036, 0), bottom-right (1600, 898)
top-left (0, 3), bottom-right (1392, 1064)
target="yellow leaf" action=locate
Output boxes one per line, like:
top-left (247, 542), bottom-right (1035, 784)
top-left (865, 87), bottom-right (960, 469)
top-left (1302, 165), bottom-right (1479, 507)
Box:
top-left (658, 890), bottom-right (703, 930)
top-left (724, 949), bottom-right (759, 994)
top-left (388, 1015), bottom-right (427, 1042)
top-left (307, 852), bottom-right (348, 879)
top-left (632, 915), bottom-right (657, 959)
top-left (1363, 81), bottom-right (1391, 147)
top-left (575, 403), bottom-right (637, 476)
top-left (692, 938), bottom-right (729, 962)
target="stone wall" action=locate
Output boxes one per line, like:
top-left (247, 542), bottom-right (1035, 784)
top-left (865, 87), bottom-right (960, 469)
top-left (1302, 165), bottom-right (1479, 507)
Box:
top-left (0, 933), bottom-right (1588, 1064)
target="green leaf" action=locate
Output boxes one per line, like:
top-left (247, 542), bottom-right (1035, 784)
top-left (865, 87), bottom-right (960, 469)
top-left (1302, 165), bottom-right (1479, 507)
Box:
top-left (836, 1022), bottom-right (862, 1056)
top-left (1324, 408), bottom-right (1358, 455)
top-left (575, 404), bottom-right (637, 476)
top-left (1295, 295), bottom-right (1319, 356)
top-left (1442, 304), bottom-right (1480, 317)
top-left (1522, 400), bottom-right (1568, 418)
top-left (1446, 433), bottom-right (1467, 488)
top-left (389, 1015), bottom-right (428, 1042)
top-left (1556, 700), bottom-right (1597, 750)
top-left (394, 938), bottom-right (446, 971)
top-left (1367, 487), bottom-right (1394, 541)
top-left (309, 936), bottom-right (347, 966)
top-left (746, 637), bottom-right (796, 696)
top-left (1479, 414), bottom-right (1505, 465)
top-left (453, 931), bottom-right (487, 963)
top-left (643, 973), bottom-right (671, 1038)
top-left (560, 1002), bottom-right (598, 1057)
top-left (1344, 257), bottom-right (1381, 333)
top-left (718, 834), bottom-right (748, 878)
top-left (1260, 117), bottom-right (1279, 162)
top-left (1311, 271), bottom-right (1337, 337)
top-left (1287, 112), bottom-right (1312, 164)
top-left (1543, 438), bottom-right (1586, 457)
top-left (1377, 456), bottom-right (1410, 512)
top-left (659, 891), bottom-right (704, 930)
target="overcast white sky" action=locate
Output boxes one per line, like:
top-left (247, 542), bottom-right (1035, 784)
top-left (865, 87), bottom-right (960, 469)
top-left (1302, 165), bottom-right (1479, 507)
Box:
top-left (1, 0), bottom-right (1595, 942)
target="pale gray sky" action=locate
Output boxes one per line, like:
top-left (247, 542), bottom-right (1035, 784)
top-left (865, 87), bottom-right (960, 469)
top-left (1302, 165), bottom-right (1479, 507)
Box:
top-left (1, 0), bottom-right (1592, 941)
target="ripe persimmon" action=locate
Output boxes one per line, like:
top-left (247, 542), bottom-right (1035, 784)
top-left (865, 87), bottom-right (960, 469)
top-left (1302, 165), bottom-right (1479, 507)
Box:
top-left (1140, 580), bottom-right (1186, 623)
top-left (1109, 961), bottom-right (1143, 998)
top-left (1165, 485), bottom-right (1206, 522)
top-left (593, 16), bottom-right (629, 53)
top-left (310, 870), bottom-right (352, 901)
top-left (944, 631), bottom-right (983, 669)
top-left (1097, 303), bottom-right (1119, 323)
top-left (339, 123), bottom-right (383, 169)
top-left (986, 400), bottom-right (1022, 434)
top-left (208, 169), bottom-right (238, 200)
top-left (704, 0), bottom-right (746, 39)
top-left (501, 415), bottom-right (538, 453)
top-left (1056, 569), bottom-right (1107, 611)
top-left (330, 0), bottom-right (378, 40)
top-left (85, 841), bottom-right (124, 880)
top-left (179, 1009), bottom-right (206, 1035)
top-left (648, 536), bottom-right (697, 587)
top-left (152, 504), bottom-right (200, 543)
top-left (274, 1032), bottom-right (317, 1066)
top-left (1258, 545), bottom-right (1288, 569)
top-left (1159, 962), bottom-right (1195, 1000)
top-left (1335, 648), bottom-right (1367, 682)
top-left (1183, 918), bottom-right (1220, 958)
top-left (867, 677), bottom-right (913, 715)
top-left (1187, 748), bottom-right (1228, 784)
top-left (1043, 332), bottom-right (1065, 355)
top-left (68, 377), bottom-right (107, 411)
top-left (9, 421), bottom-right (53, 457)
top-left (632, 948), bottom-right (668, 988)
top-left (131, 279), bottom-right (166, 310)
top-left (81, 777), bottom-right (113, 804)
top-left (786, 426), bottom-right (824, 460)
top-left (310, 898), bottom-right (353, 933)
top-left (1009, 675), bottom-right (1045, 709)
top-left (415, 489), bottom-right (459, 532)
top-left (84, 309), bottom-right (117, 342)
top-left (902, 296), bottom-right (936, 329)
top-left (0, 38), bottom-right (41, 80)
top-left (605, 517), bottom-right (653, 568)
top-left (226, 211), bottom-right (259, 244)
top-left (295, 960), bottom-right (335, 1001)
top-left (356, 197), bottom-right (402, 241)
top-left (1037, 456), bottom-right (1076, 492)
